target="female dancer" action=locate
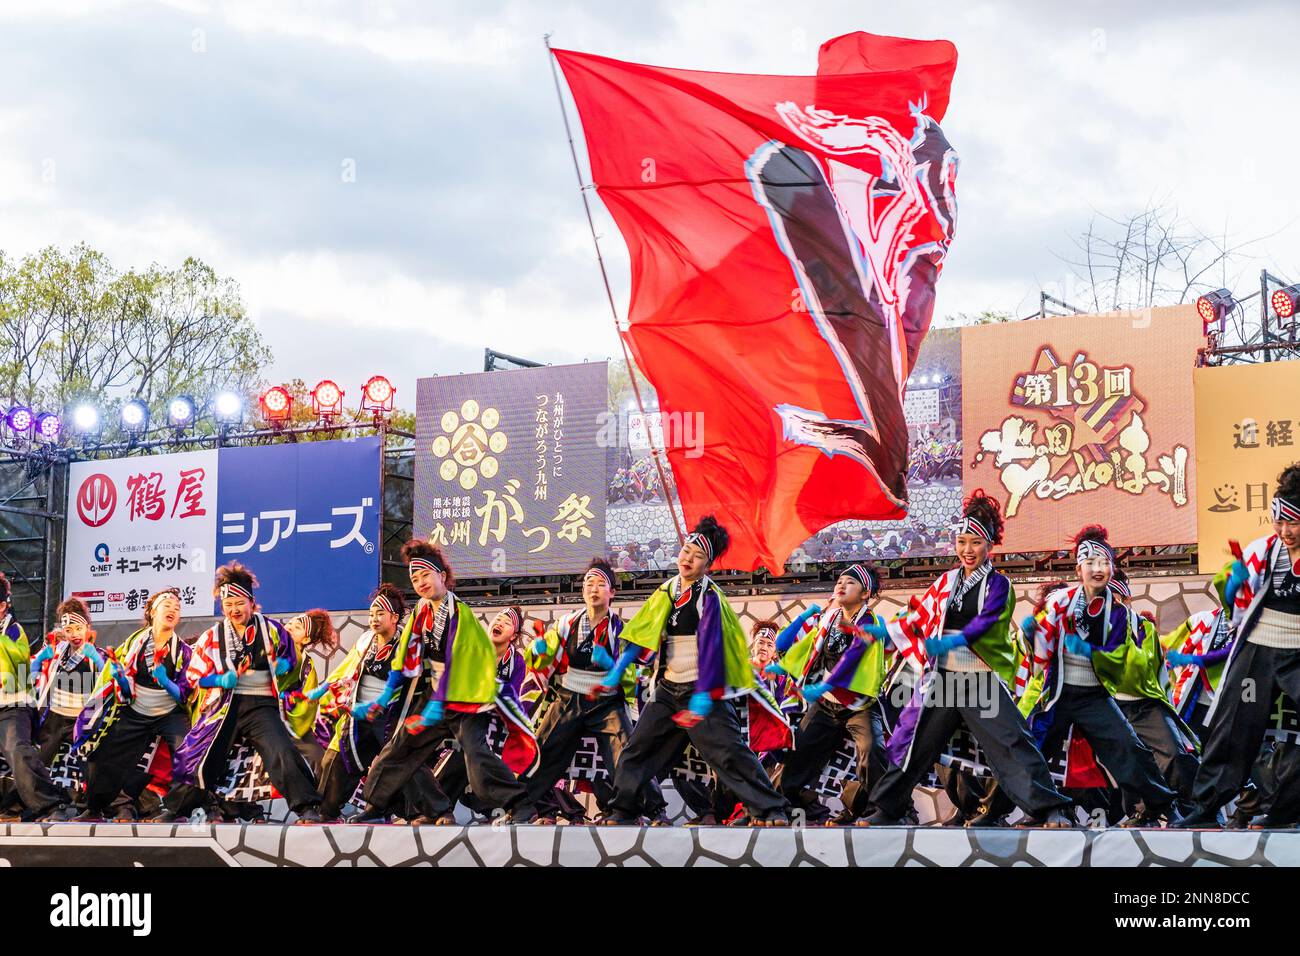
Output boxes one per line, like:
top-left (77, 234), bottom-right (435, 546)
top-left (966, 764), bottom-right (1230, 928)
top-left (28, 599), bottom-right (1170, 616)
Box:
top-left (862, 492), bottom-right (1072, 827)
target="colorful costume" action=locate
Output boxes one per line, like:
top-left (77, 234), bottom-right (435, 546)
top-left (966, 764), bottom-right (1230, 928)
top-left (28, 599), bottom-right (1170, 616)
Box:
top-left (772, 600), bottom-right (891, 823)
top-left (0, 614), bottom-right (67, 817)
top-left (32, 632), bottom-right (105, 772)
top-left (1025, 583), bottom-right (1176, 815)
top-left (73, 626), bottom-right (193, 816)
top-left (360, 593), bottom-right (533, 820)
top-left (162, 613), bottom-right (321, 817)
top-left (606, 574), bottom-right (792, 824)
top-left (1179, 528), bottom-right (1300, 823)
top-left (868, 562), bottom-right (1070, 822)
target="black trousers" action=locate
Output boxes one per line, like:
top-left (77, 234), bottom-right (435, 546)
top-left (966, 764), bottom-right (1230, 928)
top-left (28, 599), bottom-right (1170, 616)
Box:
top-left (362, 710), bottom-right (528, 817)
top-left (525, 686), bottom-right (635, 812)
top-left (166, 694), bottom-right (321, 814)
top-left (1191, 641), bottom-right (1300, 813)
top-left (36, 712), bottom-right (78, 769)
top-left (1117, 697), bottom-right (1198, 812)
top-left (1038, 685), bottom-right (1175, 809)
top-left (775, 698), bottom-right (887, 821)
top-left (609, 679), bottom-right (789, 821)
top-left (870, 670), bottom-right (1069, 819)
top-left (84, 706), bottom-right (190, 814)
top-left (319, 715), bottom-right (445, 820)
top-left (0, 707), bottom-right (65, 815)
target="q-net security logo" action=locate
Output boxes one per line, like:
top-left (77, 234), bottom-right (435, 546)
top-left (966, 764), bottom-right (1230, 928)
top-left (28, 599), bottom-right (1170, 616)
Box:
top-left (90, 542), bottom-right (111, 578)
top-left (76, 473), bottom-right (117, 528)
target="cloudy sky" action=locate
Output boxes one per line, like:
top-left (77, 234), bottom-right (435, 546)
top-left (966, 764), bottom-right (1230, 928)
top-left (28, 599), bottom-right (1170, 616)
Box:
top-left (2, 0), bottom-right (1298, 407)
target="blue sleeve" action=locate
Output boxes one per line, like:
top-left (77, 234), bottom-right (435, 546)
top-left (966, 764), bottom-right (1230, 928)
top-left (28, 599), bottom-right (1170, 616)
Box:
top-left (776, 611), bottom-right (815, 655)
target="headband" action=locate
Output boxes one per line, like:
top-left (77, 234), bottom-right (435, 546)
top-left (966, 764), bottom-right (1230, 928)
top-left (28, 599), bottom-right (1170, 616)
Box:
top-left (1076, 539), bottom-right (1114, 565)
top-left (503, 607), bottom-right (523, 634)
top-left (684, 532), bottom-right (714, 563)
top-left (1273, 496), bottom-right (1300, 523)
top-left (583, 566), bottom-right (614, 590)
top-left (371, 592), bottom-right (397, 617)
top-left (60, 612), bottom-right (89, 630)
top-left (840, 563), bottom-right (878, 595)
top-left (148, 589), bottom-right (181, 615)
top-left (408, 556), bottom-right (444, 576)
top-left (219, 582), bottom-right (254, 602)
top-left (753, 625), bottom-right (777, 641)
top-left (955, 515), bottom-right (994, 542)
top-left (1108, 577), bottom-right (1131, 599)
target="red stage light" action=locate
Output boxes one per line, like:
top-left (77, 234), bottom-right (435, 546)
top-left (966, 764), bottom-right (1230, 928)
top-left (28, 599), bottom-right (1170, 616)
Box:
top-left (361, 375), bottom-right (395, 415)
top-left (311, 379), bottom-right (344, 420)
top-left (1195, 288), bottom-right (1235, 333)
top-left (1272, 284), bottom-right (1300, 321)
top-left (259, 386), bottom-right (293, 425)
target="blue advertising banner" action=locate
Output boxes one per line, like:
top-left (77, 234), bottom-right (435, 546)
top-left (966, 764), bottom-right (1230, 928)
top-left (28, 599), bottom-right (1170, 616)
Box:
top-left (215, 437), bottom-right (381, 614)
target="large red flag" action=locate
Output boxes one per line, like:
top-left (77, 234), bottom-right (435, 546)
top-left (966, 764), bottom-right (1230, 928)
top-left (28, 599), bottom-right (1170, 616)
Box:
top-left (555, 33), bottom-right (959, 571)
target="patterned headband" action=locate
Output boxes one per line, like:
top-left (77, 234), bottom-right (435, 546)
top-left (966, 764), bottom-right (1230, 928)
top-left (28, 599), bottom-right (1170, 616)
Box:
top-left (60, 612), bottom-right (89, 630)
top-left (753, 626), bottom-right (777, 641)
top-left (1076, 539), bottom-right (1114, 565)
top-left (503, 607), bottom-right (523, 634)
top-left (371, 593), bottom-right (397, 616)
top-left (1108, 577), bottom-right (1131, 599)
top-left (956, 515), bottom-right (994, 542)
top-left (1273, 496), bottom-right (1300, 522)
top-left (684, 532), bottom-right (714, 563)
top-left (148, 588), bottom-right (181, 612)
top-left (219, 582), bottom-right (254, 602)
top-left (408, 557), bottom-right (444, 576)
top-left (840, 563), bottom-right (878, 595)
top-left (584, 566), bottom-right (614, 590)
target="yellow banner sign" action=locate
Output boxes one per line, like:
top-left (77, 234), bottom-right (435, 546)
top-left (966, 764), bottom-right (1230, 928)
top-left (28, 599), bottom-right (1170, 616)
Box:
top-left (1194, 359), bottom-right (1300, 571)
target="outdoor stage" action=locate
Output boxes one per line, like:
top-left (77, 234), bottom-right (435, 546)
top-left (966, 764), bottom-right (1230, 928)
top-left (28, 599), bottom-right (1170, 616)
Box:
top-left (0, 822), bottom-right (1294, 867)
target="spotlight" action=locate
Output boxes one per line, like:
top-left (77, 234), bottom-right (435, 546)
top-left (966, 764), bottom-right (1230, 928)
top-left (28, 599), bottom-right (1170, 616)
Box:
top-left (167, 395), bottom-right (196, 429)
top-left (120, 399), bottom-right (150, 434)
top-left (34, 412), bottom-right (61, 443)
top-left (1195, 288), bottom-right (1236, 332)
top-left (310, 379), bottom-right (344, 421)
top-left (6, 405), bottom-right (34, 436)
top-left (361, 375), bottom-right (395, 416)
top-left (72, 404), bottom-right (101, 435)
top-left (259, 386), bottom-right (293, 426)
top-left (1272, 284), bottom-right (1300, 322)
top-left (214, 391), bottom-right (243, 424)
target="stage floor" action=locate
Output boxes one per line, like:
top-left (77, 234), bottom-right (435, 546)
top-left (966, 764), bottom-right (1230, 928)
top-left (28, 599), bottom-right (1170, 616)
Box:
top-left (0, 822), bottom-right (1295, 866)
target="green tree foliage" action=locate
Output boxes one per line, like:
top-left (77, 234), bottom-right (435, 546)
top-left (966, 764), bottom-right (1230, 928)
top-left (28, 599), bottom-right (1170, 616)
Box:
top-left (0, 244), bottom-right (270, 423)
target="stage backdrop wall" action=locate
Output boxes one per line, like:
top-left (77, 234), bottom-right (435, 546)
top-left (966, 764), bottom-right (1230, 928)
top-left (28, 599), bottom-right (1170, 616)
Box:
top-left (1193, 359), bottom-right (1300, 572)
top-left (63, 438), bottom-right (381, 620)
top-left (962, 305), bottom-right (1201, 552)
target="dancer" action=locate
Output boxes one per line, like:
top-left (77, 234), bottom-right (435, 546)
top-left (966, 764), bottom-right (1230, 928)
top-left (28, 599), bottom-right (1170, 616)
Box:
top-left (356, 541), bottom-right (536, 823)
top-left (73, 588), bottom-right (194, 821)
top-left (153, 562), bottom-right (323, 823)
top-left (315, 584), bottom-right (444, 821)
top-left (522, 559), bottom-right (640, 819)
top-left (769, 563), bottom-right (891, 825)
top-left (1108, 573), bottom-right (1200, 824)
top-left (862, 492), bottom-right (1072, 828)
top-left (1024, 526), bottom-right (1176, 824)
top-left (282, 609), bottom-right (337, 771)
top-left (599, 516), bottom-right (792, 826)
top-left (1175, 462), bottom-right (1300, 828)
top-left (32, 599), bottom-right (105, 770)
top-left (0, 572), bottom-right (73, 822)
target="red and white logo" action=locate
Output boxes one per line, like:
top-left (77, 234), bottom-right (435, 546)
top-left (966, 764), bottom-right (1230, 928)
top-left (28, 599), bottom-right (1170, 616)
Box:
top-left (76, 473), bottom-right (118, 528)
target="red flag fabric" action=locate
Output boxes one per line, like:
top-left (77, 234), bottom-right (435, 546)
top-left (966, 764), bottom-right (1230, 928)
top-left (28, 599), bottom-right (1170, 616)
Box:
top-left (555, 33), bottom-right (959, 571)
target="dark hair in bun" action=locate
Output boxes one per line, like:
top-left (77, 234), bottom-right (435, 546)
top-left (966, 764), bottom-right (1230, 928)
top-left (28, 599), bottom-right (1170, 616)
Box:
top-left (1277, 462), bottom-right (1300, 502)
top-left (691, 515), bottom-right (730, 563)
top-left (962, 489), bottom-right (1004, 544)
top-left (1073, 524), bottom-right (1110, 547)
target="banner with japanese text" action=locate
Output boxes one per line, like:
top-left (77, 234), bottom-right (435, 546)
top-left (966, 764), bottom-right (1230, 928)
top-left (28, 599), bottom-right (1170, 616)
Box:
top-left (215, 437), bottom-right (381, 613)
top-left (962, 305), bottom-right (1201, 552)
top-left (64, 450), bottom-right (219, 621)
top-left (1193, 360), bottom-right (1300, 571)
top-left (414, 362), bottom-right (608, 577)
top-left (64, 439), bottom-right (381, 621)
